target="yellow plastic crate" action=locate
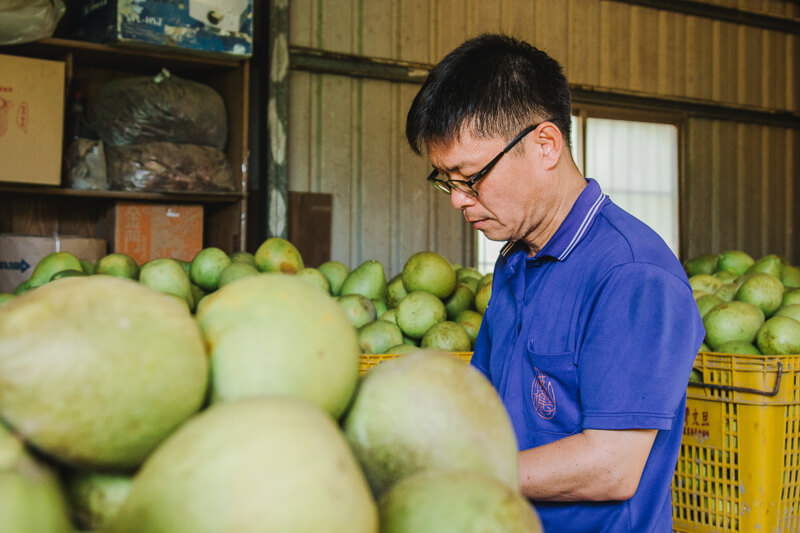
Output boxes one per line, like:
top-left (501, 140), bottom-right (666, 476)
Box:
top-left (359, 352), bottom-right (472, 375)
top-left (672, 351), bottom-right (800, 533)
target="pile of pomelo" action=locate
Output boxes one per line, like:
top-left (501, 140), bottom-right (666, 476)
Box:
top-left (0, 238), bottom-right (541, 532)
top-left (685, 250), bottom-right (800, 355)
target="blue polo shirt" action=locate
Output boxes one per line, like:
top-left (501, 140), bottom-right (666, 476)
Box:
top-left (471, 179), bottom-right (704, 533)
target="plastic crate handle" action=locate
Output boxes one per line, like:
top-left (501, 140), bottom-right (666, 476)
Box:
top-left (687, 362), bottom-right (783, 397)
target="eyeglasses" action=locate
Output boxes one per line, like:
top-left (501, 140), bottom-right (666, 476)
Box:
top-left (426, 120), bottom-right (552, 197)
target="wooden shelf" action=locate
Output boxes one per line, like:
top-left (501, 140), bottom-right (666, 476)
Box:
top-left (0, 184), bottom-right (244, 204)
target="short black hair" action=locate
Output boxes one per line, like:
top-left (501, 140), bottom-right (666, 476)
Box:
top-left (406, 33), bottom-right (572, 155)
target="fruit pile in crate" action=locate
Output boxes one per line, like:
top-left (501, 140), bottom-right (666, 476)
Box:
top-left (1, 239), bottom-right (545, 532)
top-left (684, 250), bottom-right (800, 356)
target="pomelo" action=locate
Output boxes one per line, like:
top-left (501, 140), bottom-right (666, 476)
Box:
top-left (318, 260), bottom-right (349, 296)
top-left (0, 293), bottom-right (13, 306)
top-left (379, 308), bottom-right (398, 324)
top-left (746, 254), bottom-right (783, 279)
top-left (456, 267), bottom-right (482, 283)
top-left (386, 274), bottom-right (409, 308)
top-left (254, 237), bottom-right (304, 274)
top-left (229, 251), bottom-right (257, 267)
top-left (782, 264), bottom-right (800, 289)
top-left (49, 269), bottom-right (87, 281)
top-left (714, 283), bottom-right (738, 302)
top-left (108, 398), bottom-right (378, 533)
top-left (716, 250), bottom-right (754, 276)
top-left (341, 260), bottom-right (387, 300)
top-left (217, 262), bottom-right (259, 288)
top-left (96, 253), bottom-right (139, 280)
top-left (343, 351), bottom-right (519, 497)
top-left (421, 321), bottom-right (472, 352)
top-left (475, 282), bottom-right (492, 314)
top-left (757, 316), bottom-right (800, 355)
top-left (79, 259), bottom-right (96, 275)
top-left (64, 470), bottom-right (132, 531)
top-left (712, 270), bottom-right (738, 284)
top-left (139, 258), bottom-right (194, 308)
top-left (459, 275), bottom-right (480, 295)
top-left (338, 293), bottom-right (378, 328)
top-left (190, 247), bottom-right (232, 291)
top-left (359, 320), bottom-right (404, 354)
top-left (714, 340), bottom-right (762, 355)
top-left (443, 283), bottom-right (475, 320)
top-left (703, 301), bottom-right (764, 350)
top-left (13, 280), bottom-right (33, 295)
top-left (783, 288), bottom-right (800, 307)
top-left (696, 294), bottom-right (724, 318)
top-left (196, 273), bottom-right (360, 418)
top-left (693, 290), bottom-right (711, 300)
top-left (699, 342), bottom-right (711, 352)
top-left (402, 251), bottom-right (456, 299)
top-left (379, 469), bottom-right (543, 533)
top-left (295, 266), bottom-right (331, 293)
top-left (689, 369), bottom-right (702, 383)
top-left (396, 291), bottom-right (447, 339)
top-left (689, 274), bottom-right (723, 294)
top-left (775, 304), bottom-right (800, 323)
top-left (373, 298), bottom-right (388, 317)
top-left (175, 258), bottom-right (192, 276)
top-left (0, 276), bottom-right (208, 469)
top-left (455, 309), bottom-right (483, 347)
top-left (683, 254), bottom-right (719, 277)
top-left (478, 273), bottom-right (493, 290)
top-left (28, 252), bottom-right (82, 288)
top-left (384, 344), bottom-right (417, 355)
top-left (735, 272), bottom-right (784, 317)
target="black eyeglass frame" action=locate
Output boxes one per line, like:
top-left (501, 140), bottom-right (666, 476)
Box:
top-left (426, 120), bottom-right (553, 197)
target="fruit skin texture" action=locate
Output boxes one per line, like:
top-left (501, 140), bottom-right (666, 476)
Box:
top-left (341, 260), bottom-right (388, 301)
top-left (402, 251), bottom-right (456, 299)
top-left (343, 351), bottom-right (519, 498)
top-left (757, 316), bottom-right (800, 355)
top-left (702, 301), bottom-right (764, 350)
top-left (734, 272), bottom-right (784, 317)
top-left (396, 291), bottom-right (447, 339)
top-left (189, 247), bottom-right (232, 291)
top-left (254, 237), bottom-right (304, 274)
top-left (107, 397), bottom-right (378, 533)
top-left (0, 276), bottom-right (209, 469)
top-left (379, 469), bottom-right (543, 533)
top-left (196, 273), bottom-right (360, 419)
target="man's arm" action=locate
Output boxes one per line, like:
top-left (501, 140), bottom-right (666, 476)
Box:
top-left (518, 428), bottom-right (657, 502)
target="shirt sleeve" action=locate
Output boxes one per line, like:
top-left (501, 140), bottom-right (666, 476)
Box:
top-left (577, 262), bottom-right (704, 430)
top-left (470, 312), bottom-right (491, 382)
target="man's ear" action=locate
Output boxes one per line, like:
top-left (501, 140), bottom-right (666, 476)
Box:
top-left (535, 122), bottom-right (563, 171)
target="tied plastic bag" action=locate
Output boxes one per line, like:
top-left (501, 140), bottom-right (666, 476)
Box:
top-left (0, 0), bottom-right (66, 45)
top-left (105, 142), bottom-right (235, 193)
top-left (92, 69), bottom-right (228, 149)
top-left (65, 138), bottom-right (108, 191)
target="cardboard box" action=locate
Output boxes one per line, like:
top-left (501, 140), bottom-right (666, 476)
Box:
top-left (0, 54), bottom-right (65, 185)
top-left (73, 0), bottom-right (252, 58)
top-left (110, 202), bottom-right (203, 265)
top-left (0, 234), bottom-right (107, 293)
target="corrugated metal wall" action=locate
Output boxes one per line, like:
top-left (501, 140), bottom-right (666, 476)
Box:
top-left (287, 0), bottom-right (799, 272)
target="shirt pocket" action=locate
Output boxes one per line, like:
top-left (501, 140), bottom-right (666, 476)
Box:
top-left (524, 340), bottom-right (582, 439)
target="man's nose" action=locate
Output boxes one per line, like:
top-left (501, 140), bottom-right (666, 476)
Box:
top-left (450, 188), bottom-right (474, 210)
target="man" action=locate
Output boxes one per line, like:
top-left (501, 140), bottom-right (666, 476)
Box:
top-left (405, 34), bottom-right (704, 532)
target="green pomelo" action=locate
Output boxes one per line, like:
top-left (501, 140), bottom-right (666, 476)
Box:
top-left (455, 267), bottom-right (482, 283)
top-left (403, 335), bottom-right (419, 346)
top-left (379, 308), bottom-right (398, 325)
top-left (396, 291), bottom-right (447, 339)
top-left (421, 321), bottom-right (472, 352)
top-left (689, 274), bottom-right (723, 294)
top-left (716, 250), bottom-right (754, 276)
top-left (699, 342), bottom-right (711, 352)
top-left (341, 260), bottom-right (387, 300)
top-left (29, 252), bottom-right (82, 288)
top-left (50, 269), bottom-right (87, 281)
top-left (735, 272), bottom-right (784, 317)
top-left (190, 284), bottom-right (206, 312)
top-left (384, 344), bottom-right (417, 354)
top-left (0, 427), bottom-right (72, 533)
top-left (343, 351), bottom-right (519, 497)
top-left (0, 293), bottom-right (13, 306)
top-left (683, 254), bottom-right (719, 277)
top-left (782, 264), bottom-right (800, 289)
top-left (696, 294), bottom-right (724, 318)
top-left (693, 290), bottom-right (711, 300)
top-left (402, 251), bottom-right (456, 299)
top-left (775, 304), bottom-right (800, 324)
top-left (79, 259), bottom-right (96, 275)
top-left (455, 309), bottom-right (483, 348)
top-left (444, 284), bottom-right (475, 320)
top-left (703, 301), bottom-right (765, 350)
top-left (379, 469), bottom-right (543, 533)
top-left (459, 276), bottom-right (480, 295)
top-left (478, 273), bottom-right (493, 290)
top-left (190, 247), bottom-right (232, 291)
top-left (714, 283), bottom-right (738, 302)
top-left (13, 280), bottom-right (33, 295)
top-left (0, 276), bottom-right (208, 469)
top-left (139, 258), bottom-right (193, 308)
top-left (338, 294), bottom-right (378, 329)
top-left (757, 316), bottom-right (800, 355)
top-left (65, 470), bottom-right (132, 531)
top-left (713, 270), bottom-right (738, 284)
top-left (373, 298), bottom-right (388, 317)
top-left (318, 261), bottom-right (349, 296)
top-left (96, 253), bottom-right (140, 280)
top-left (254, 237), bottom-right (304, 274)
top-left (217, 262), bottom-right (259, 288)
top-left (386, 274), bottom-right (409, 308)
top-left (689, 369), bottom-right (702, 383)
top-left (295, 267), bottom-right (331, 294)
top-left (714, 340), bottom-right (762, 355)
top-left (359, 320), bottom-right (404, 354)
top-left (475, 282), bottom-right (492, 315)
top-left (746, 254), bottom-right (783, 279)
top-left (783, 288), bottom-right (800, 307)
top-left (196, 273), bottom-right (360, 418)
top-left (229, 251), bottom-right (257, 268)
top-left (108, 398), bottom-right (377, 533)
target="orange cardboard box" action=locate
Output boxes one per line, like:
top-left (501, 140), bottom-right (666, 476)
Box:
top-left (110, 202), bottom-right (203, 265)
top-left (0, 54), bottom-right (65, 185)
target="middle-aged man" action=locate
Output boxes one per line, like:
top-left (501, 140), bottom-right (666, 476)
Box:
top-left (405, 33), bottom-right (705, 532)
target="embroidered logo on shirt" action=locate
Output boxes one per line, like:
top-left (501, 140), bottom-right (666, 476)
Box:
top-left (531, 367), bottom-right (556, 420)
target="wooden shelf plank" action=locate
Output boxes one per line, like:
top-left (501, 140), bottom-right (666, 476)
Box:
top-left (0, 184), bottom-right (244, 204)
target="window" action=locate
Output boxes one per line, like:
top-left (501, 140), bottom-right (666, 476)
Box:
top-left (475, 113), bottom-right (679, 273)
